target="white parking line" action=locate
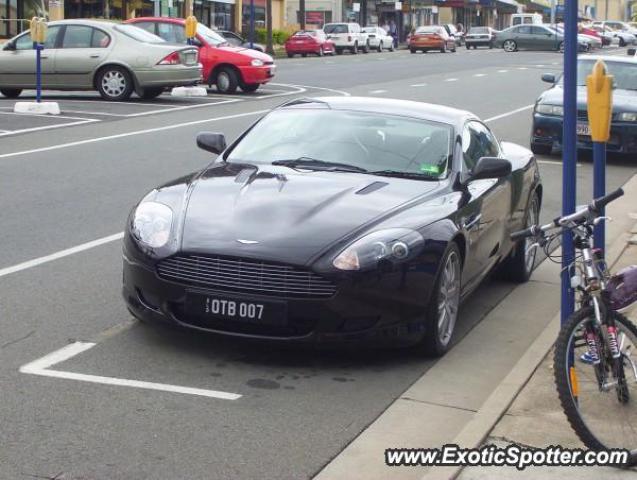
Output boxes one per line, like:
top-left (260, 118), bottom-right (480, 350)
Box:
top-left (473, 73), bottom-right (487, 77)
top-left (0, 111), bottom-right (94, 121)
top-left (484, 104), bottom-right (534, 123)
top-left (0, 119), bottom-right (100, 137)
top-left (445, 78), bottom-right (458, 82)
top-left (369, 89), bottom-right (387, 94)
top-left (517, 67), bottom-right (528, 70)
top-left (410, 83), bottom-right (427, 87)
top-left (20, 341), bottom-right (242, 401)
top-left (497, 69), bottom-right (509, 73)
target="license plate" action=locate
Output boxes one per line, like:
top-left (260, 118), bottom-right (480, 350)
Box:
top-left (576, 123), bottom-right (591, 136)
top-left (186, 292), bottom-right (287, 325)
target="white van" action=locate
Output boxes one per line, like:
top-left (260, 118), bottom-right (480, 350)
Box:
top-left (511, 13), bottom-right (543, 26)
top-left (323, 23), bottom-right (370, 54)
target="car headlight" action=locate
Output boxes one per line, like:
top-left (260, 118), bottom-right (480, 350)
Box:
top-left (535, 104), bottom-right (564, 116)
top-left (251, 59), bottom-right (264, 67)
top-left (332, 228), bottom-right (424, 271)
top-left (618, 112), bottom-right (637, 122)
top-left (132, 202), bottom-right (173, 248)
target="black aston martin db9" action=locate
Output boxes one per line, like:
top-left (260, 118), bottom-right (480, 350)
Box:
top-left (123, 97), bottom-right (542, 355)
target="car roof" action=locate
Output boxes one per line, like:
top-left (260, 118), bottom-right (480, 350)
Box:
top-left (48, 19), bottom-right (119, 28)
top-left (281, 96), bottom-right (476, 128)
top-left (130, 16), bottom-right (185, 24)
top-left (581, 54), bottom-right (637, 64)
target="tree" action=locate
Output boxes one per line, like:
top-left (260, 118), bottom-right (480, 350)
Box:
top-left (266, 0), bottom-right (274, 55)
top-left (300, 0), bottom-right (306, 30)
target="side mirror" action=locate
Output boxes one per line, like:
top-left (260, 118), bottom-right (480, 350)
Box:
top-left (628, 48), bottom-right (636, 56)
top-left (541, 73), bottom-right (556, 83)
top-left (3, 41), bottom-right (16, 51)
top-left (196, 132), bottom-right (226, 155)
top-left (471, 157), bottom-right (512, 180)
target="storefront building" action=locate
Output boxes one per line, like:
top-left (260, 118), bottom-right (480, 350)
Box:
top-left (286, 0), bottom-right (338, 30)
top-left (1, 0), bottom-right (47, 38)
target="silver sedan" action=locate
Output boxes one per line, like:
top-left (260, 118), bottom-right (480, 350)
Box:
top-left (0, 20), bottom-right (202, 101)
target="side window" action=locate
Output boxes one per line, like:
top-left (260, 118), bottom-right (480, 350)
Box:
top-left (513, 17), bottom-right (521, 25)
top-left (518, 26), bottom-right (532, 34)
top-left (531, 26), bottom-right (547, 35)
top-left (62, 25), bottom-right (93, 48)
top-left (134, 22), bottom-right (157, 35)
top-left (91, 29), bottom-right (111, 48)
top-left (462, 122), bottom-right (500, 171)
top-left (15, 26), bottom-right (60, 50)
top-left (157, 23), bottom-right (186, 43)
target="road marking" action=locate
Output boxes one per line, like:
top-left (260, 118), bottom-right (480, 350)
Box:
top-left (473, 73), bottom-right (487, 77)
top-left (484, 104), bottom-right (534, 123)
top-left (0, 109), bottom-right (269, 160)
top-left (410, 83), bottom-right (427, 87)
top-left (20, 342), bottom-right (242, 401)
top-left (270, 82), bottom-right (350, 97)
top-left (369, 89), bottom-right (387, 94)
top-left (0, 111), bottom-right (94, 121)
top-left (535, 64), bottom-right (545, 67)
top-left (497, 69), bottom-right (509, 73)
top-left (0, 119), bottom-right (100, 137)
top-left (0, 232), bottom-right (124, 278)
top-left (517, 67), bottom-right (528, 70)
top-left (445, 78), bottom-right (458, 82)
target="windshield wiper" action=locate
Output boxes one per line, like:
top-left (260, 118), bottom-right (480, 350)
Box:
top-left (271, 157), bottom-right (368, 173)
top-left (369, 170), bottom-right (440, 180)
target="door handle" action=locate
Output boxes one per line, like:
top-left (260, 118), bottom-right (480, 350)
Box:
top-left (89, 54), bottom-right (101, 58)
top-left (41, 55), bottom-right (49, 59)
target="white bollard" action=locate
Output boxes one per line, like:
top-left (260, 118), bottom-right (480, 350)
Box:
top-left (171, 86), bottom-right (208, 97)
top-left (14, 101), bottom-right (60, 115)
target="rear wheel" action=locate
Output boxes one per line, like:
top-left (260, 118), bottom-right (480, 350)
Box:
top-left (362, 41), bottom-right (370, 53)
top-left (466, 44), bottom-right (471, 50)
top-left (317, 46), bottom-right (324, 57)
top-left (214, 67), bottom-right (238, 94)
top-left (351, 42), bottom-right (358, 54)
top-left (240, 83), bottom-right (259, 93)
top-left (378, 41), bottom-right (383, 52)
top-left (441, 43), bottom-right (447, 53)
top-left (96, 66), bottom-right (134, 101)
top-left (421, 243), bottom-right (462, 357)
top-left (619, 37), bottom-right (627, 47)
top-left (0, 88), bottom-right (22, 98)
top-left (410, 47), bottom-right (416, 53)
top-left (140, 87), bottom-right (164, 100)
top-left (389, 42), bottom-right (395, 52)
top-left (287, 52), bottom-right (294, 58)
top-left (336, 48), bottom-right (343, 55)
top-left (503, 40), bottom-right (517, 52)
top-left (499, 192), bottom-right (539, 283)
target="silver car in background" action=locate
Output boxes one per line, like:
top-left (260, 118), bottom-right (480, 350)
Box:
top-left (0, 20), bottom-right (202, 101)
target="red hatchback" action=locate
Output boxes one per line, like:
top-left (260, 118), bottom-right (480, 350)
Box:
top-left (285, 30), bottom-right (335, 57)
top-left (126, 17), bottom-right (275, 93)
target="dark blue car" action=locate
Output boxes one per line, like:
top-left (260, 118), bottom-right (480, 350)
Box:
top-left (531, 56), bottom-right (637, 156)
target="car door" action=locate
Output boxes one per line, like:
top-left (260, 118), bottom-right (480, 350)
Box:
top-left (54, 25), bottom-right (112, 88)
top-left (0, 25), bottom-right (61, 88)
top-left (458, 121), bottom-right (512, 286)
top-left (516, 25), bottom-right (533, 49)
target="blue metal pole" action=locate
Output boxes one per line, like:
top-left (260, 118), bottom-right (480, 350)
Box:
top-left (561, 0), bottom-right (578, 325)
top-left (249, 0), bottom-right (255, 49)
top-left (35, 43), bottom-right (42, 103)
top-left (593, 141), bottom-right (606, 249)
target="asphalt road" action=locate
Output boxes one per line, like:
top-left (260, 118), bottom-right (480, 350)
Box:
top-left (1, 46), bottom-right (635, 480)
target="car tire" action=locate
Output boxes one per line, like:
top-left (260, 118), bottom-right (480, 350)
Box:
top-left (410, 47), bottom-right (416, 53)
top-left (499, 193), bottom-right (540, 283)
top-left (240, 83), bottom-right (259, 93)
top-left (140, 87), bottom-right (164, 100)
top-left (351, 42), bottom-right (358, 54)
top-left (363, 41), bottom-right (370, 53)
top-left (0, 88), bottom-right (22, 99)
top-left (619, 37), bottom-right (627, 47)
top-left (301, 53), bottom-right (307, 57)
top-left (389, 42), bottom-right (395, 52)
top-left (489, 42), bottom-right (494, 49)
top-left (318, 47), bottom-right (324, 57)
top-left (558, 41), bottom-right (565, 52)
top-left (287, 52), bottom-right (294, 58)
top-left (214, 67), bottom-right (238, 94)
top-left (440, 44), bottom-right (447, 53)
top-left (421, 242), bottom-right (462, 357)
top-left (466, 44), bottom-right (471, 50)
top-left (452, 45), bottom-right (457, 52)
top-left (503, 40), bottom-right (517, 52)
top-left (96, 66), bottom-right (134, 101)
top-left (336, 48), bottom-right (343, 55)
top-left (530, 142), bottom-right (552, 155)
top-left (378, 41), bottom-right (383, 52)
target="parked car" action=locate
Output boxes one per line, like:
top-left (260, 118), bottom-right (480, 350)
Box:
top-left (580, 25), bottom-right (610, 46)
top-left (217, 30), bottom-right (265, 52)
top-left (496, 24), bottom-right (589, 52)
top-left (123, 96), bottom-right (541, 355)
top-left (0, 20), bottom-right (201, 101)
top-left (593, 20), bottom-right (637, 37)
top-left (323, 22), bottom-right (369, 54)
top-left (589, 24), bottom-right (623, 46)
top-left (284, 30), bottom-right (335, 57)
top-left (464, 26), bottom-right (496, 49)
top-left (531, 56), bottom-right (637, 155)
top-left (443, 23), bottom-right (463, 46)
top-left (127, 17), bottom-right (275, 94)
top-left (362, 26), bottom-right (394, 52)
top-left (409, 26), bottom-right (456, 53)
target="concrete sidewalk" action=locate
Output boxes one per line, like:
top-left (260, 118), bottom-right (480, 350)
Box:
top-left (313, 174), bottom-right (637, 480)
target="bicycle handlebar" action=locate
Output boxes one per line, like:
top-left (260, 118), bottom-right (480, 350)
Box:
top-left (510, 188), bottom-right (624, 241)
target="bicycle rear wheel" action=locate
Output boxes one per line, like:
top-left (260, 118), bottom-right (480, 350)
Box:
top-left (554, 306), bottom-right (637, 465)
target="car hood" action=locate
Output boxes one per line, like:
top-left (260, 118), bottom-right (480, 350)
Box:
top-left (178, 163), bottom-right (444, 265)
top-left (538, 85), bottom-right (637, 112)
top-left (216, 45), bottom-right (273, 62)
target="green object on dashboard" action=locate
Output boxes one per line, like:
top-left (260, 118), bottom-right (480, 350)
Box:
top-left (419, 163), bottom-right (441, 174)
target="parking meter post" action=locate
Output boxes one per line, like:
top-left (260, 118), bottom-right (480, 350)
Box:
top-left (586, 59), bottom-right (613, 250)
top-left (249, 0), bottom-right (255, 49)
top-left (561, 0), bottom-right (578, 326)
top-left (36, 44), bottom-right (42, 103)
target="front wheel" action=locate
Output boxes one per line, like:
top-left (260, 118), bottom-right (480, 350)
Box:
top-left (503, 40), bottom-right (517, 52)
top-left (214, 67), bottom-right (238, 94)
top-left (378, 41), bottom-right (383, 52)
top-left (317, 46), bottom-right (324, 57)
top-left (420, 243), bottom-right (462, 357)
top-left (351, 43), bottom-right (358, 54)
top-left (619, 37), bottom-right (627, 47)
top-left (362, 42), bottom-right (370, 53)
top-left (96, 66), bottom-right (134, 101)
top-left (554, 308), bottom-right (637, 465)
top-left (0, 88), bottom-right (22, 99)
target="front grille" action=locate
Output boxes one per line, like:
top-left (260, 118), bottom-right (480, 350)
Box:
top-left (157, 254), bottom-right (337, 298)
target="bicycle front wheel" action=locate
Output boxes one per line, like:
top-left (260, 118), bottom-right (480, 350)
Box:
top-left (554, 306), bottom-right (637, 465)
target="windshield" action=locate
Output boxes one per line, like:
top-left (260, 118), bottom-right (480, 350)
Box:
top-left (324, 24), bottom-right (347, 34)
top-left (114, 24), bottom-right (165, 43)
top-left (226, 109), bottom-right (453, 179)
top-left (560, 60), bottom-right (637, 90)
top-left (469, 27), bottom-right (489, 34)
top-left (197, 24), bottom-right (227, 46)
top-left (415, 26), bottom-right (442, 34)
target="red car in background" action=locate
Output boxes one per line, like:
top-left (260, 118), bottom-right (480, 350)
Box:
top-left (580, 25), bottom-right (610, 46)
top-left (284, 30), bottom-right (335, 57)
top-left (126, 17), bottom-right (275, 93)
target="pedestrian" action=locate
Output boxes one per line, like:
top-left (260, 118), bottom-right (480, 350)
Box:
top-left (389, 20), bottom-right (398, 47)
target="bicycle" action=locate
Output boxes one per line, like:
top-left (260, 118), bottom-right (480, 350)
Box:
top-left (511, 187), bottom-right (637, 465)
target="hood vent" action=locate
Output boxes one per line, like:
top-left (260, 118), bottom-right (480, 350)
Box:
top-left (355, 181), bottom-right (389, 195)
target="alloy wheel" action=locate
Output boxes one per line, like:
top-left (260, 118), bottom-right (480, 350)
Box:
top-left (101, 71), bottom-right (126, 98)
top-left (437, 251), bottom-right (460, 347)
top-left (524, 197), bottom-right (539, 275)
top-left (217, 72), bottom-right (230, 92)
top-left (504, 40), bottom-right (516, 52)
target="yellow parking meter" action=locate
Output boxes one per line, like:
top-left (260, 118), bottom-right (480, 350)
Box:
top-left (185, 15), bottom-right (198, 40)
top-left (30, 17), bottom-right (47, 45)
top-left (586, 59), bottom-right (613, 143)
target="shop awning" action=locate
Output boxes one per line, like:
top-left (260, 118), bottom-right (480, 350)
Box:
top-left (495, 0), bottom-right (519, 12)
top-left (524, 0), bottom-right (549, 12)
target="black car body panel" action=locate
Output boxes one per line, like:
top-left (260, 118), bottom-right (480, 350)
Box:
top-left (123, 97), bottom-right (541, 346)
